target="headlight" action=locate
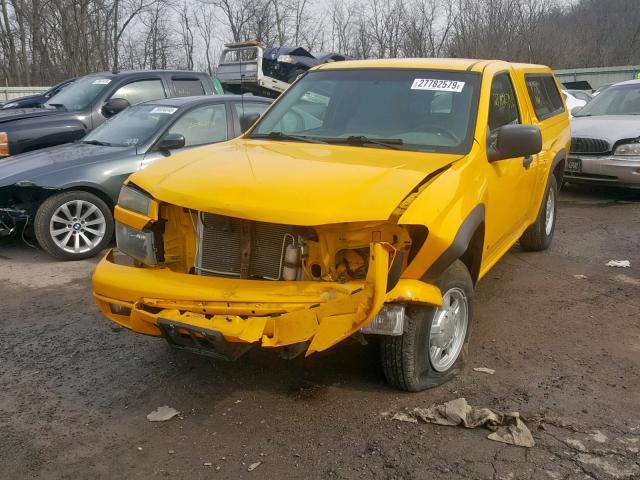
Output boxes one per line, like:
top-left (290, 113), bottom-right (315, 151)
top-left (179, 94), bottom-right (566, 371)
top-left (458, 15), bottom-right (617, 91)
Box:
top-left (0, 132), bottom-right (9, 157)
top-left (115, 221), bottom-right (158, 265)
top-left (2, 102), bottom-right (18, 109)
top-left (277, 54), bottom-right (294, 64)
top-left (118, 184), bottom-right (152, 215)
top-left (244, 64), bottom-right (257, 72)
top-left (614, 142), bottom-right (640, 156)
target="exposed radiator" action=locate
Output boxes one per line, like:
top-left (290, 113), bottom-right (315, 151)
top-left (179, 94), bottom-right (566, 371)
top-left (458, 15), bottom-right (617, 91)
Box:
top-left (195, 213), bottom-right (299, 280)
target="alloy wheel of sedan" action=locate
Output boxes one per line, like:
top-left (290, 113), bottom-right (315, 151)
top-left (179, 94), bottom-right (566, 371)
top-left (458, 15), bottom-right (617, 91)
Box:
top-left (50, 199), bottom-right (107, 254)
top-left (34, 190), bottom-right (114, 260)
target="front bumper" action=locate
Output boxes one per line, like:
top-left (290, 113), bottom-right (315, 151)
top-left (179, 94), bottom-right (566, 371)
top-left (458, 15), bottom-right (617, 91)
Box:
top-left (565, 154), bottom-right (640, 188)
top-left (93, 245), bottom-right (442, 356)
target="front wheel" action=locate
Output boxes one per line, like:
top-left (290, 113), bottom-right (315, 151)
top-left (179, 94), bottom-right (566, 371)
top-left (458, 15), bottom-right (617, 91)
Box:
top-left (379, 260), bottom-right (473, 392)
top-left (520, 175), bottom-right (558, 251)
top-left (34, 190), bottom-right (113, 260)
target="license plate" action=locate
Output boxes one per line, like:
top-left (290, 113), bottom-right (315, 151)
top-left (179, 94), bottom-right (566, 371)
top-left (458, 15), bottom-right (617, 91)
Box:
top-left (567, 157), bottom-right (582, 173)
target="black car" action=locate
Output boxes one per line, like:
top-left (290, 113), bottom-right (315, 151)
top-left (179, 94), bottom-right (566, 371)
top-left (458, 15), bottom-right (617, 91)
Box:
top-left (0, 78), bottom-right (75, 110)
top-left (0, 70), bottom-right (215, 157)
top-left (0, 95), bottom-right (271, 260)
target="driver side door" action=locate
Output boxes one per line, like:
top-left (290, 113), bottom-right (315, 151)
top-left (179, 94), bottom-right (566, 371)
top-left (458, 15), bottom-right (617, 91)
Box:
top-left (483, 71), bottom-right (537, 262)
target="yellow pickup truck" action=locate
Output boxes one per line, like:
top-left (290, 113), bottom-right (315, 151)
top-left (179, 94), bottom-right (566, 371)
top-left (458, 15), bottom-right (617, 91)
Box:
top-left (93, 58), bottom-right (570, 392)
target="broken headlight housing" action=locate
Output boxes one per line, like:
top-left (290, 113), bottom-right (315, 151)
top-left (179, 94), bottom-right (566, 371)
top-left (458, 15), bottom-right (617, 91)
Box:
top-left (115, 221), bottom-right (158, 265)
top-left (118, 184), bottom-right (152, 215)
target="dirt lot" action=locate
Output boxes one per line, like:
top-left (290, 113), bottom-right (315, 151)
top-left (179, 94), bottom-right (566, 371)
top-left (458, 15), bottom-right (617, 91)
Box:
top-left (1, 185), bottom-right (639, 480)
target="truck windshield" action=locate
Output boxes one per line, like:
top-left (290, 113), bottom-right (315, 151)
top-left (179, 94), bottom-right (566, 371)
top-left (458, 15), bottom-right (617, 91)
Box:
top-left (45, 76), bottom-right (113, 111)
top-left (220, 47), bottom-right (258, 64)
top-left (82, 104), bottom-right (177, 147)
top-left (249, 69), bottom-right (481, 154)
top-left (574, 83), bottom-right (640, 117)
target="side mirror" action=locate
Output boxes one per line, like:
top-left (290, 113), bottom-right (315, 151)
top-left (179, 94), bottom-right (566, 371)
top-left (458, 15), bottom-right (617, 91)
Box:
top-left (571, 106), bottom-right (583, 116)
top-left (488, 124), bottom-right (542, 162)
top-left (102, 97), bottom-right (130, 117)
top-left (240, 112), bottom-right (260, 132)
top-left (157, 133), bottom-right (186, 152)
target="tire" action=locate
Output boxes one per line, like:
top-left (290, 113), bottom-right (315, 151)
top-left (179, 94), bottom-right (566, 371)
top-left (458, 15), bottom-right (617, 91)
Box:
top-left (34, 190), bottom-right (113, 260)
top-left (379, 260), bottom-right (473, 392)
top-left (520, 175), bottom-right (558, 251)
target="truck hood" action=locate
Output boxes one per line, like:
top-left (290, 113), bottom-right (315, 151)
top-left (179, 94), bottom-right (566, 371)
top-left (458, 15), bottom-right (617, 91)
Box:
top-left (0, 106), bottom-right (63, 124)
top-left (0, 142), bottom-right (134, 187)
top-left (571, 115), bottom-right (640, 145)
top-left (129, 139), bottom-right (461, 225)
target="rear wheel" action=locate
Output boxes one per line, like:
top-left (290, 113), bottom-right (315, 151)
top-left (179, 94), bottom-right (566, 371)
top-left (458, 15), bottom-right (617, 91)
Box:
top-left (379, 260), bottom-right (473, 392)
top-left (520, 175), bottom-right (558, 251)
top-left (34, 191), bottom-right (113, 260)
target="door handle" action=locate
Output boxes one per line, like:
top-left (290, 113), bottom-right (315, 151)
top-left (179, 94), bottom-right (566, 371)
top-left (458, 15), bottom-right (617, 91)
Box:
top-left (523, 156), bottom-right (533, 169)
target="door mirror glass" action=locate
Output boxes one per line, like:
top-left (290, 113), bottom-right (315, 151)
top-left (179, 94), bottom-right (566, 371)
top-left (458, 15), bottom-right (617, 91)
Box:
top-left (240, 112), bottom-right (260, 131)
top-left (157, 133), bottom-right (186, 152)
top-left (488, 124), bottom-right (542, 162)
top-left (102, 97), bottom-right (130, 117)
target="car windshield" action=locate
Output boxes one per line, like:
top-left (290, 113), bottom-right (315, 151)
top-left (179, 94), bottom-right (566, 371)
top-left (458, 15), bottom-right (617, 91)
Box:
top-left (248, 69), bottom-right (481, 154)
top-left (575, 83), bottom-right (640, 116)
top-left (45, 76), bottom-right (113, 111)
top-left (82, 104), bottom-right (178, 147)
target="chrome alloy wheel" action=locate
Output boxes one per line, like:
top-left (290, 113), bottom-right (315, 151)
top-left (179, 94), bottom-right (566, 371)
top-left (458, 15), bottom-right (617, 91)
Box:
top-left (49, 199), bottom-right (106, 254)
top-left (545, 187), bottom-right (555, 236)
top-left (429, 287), bottom-right (469, 372)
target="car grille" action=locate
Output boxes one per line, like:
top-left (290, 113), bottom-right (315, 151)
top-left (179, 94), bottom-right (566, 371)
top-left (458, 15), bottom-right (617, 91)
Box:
top-left (570, 137), bottom-right (610, 155)
top-left (195, 213), bottom-right (299, 280)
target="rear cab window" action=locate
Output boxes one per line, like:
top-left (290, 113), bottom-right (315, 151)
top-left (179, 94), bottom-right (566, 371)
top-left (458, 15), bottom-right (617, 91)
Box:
top-left (172, 78), bottom-right (206, 97)
top-left (525, 74), bottom-right (565, 121)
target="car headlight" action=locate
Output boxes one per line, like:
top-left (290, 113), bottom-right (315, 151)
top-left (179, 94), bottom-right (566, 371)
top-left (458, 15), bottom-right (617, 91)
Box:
top-left (0, 132), bottom-right (9, 157)
top-left (115, 221), bottom-right (158, 265)
top-left (277, 54), bottom-right (294, 64)
top-left (244, 64), bottom-right (257, 72)
top-left (614, 142), bottom-right (640, 156)
top-left (1, 102), bottom-right (18, 109)
top-left (118, 184), bottom-right (152, 215)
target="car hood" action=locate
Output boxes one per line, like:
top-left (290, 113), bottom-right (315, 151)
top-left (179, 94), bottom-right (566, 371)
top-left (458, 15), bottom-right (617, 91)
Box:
top-left (129, 139), bottom-right (461, 225)
top-left (571, 116), bottom-right (640, 144)
top-left (0, 106), bottom-right (63, 123)
top-left (0, 142), bottom-right (134, 187)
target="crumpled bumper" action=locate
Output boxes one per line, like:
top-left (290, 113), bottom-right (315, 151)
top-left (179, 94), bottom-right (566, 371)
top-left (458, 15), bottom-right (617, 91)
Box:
top-left (92, 244), bottom-right (442, 356)
top-left (0, 207), bottom-right (28, 237)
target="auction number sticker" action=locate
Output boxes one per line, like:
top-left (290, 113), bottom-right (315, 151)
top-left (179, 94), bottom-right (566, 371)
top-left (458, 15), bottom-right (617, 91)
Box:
top-left (411, 79), bottom-right (465, 92)
top-left (92, 79), bottom-right (111, 85)
top-left (150, 106), bottom-right (178, 114)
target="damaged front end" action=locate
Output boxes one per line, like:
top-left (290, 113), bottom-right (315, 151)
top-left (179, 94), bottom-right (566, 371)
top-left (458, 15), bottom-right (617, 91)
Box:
top-left (93, 193), bottom-right (442, 360)
top-left (0, 182), bottom-right (51, 238)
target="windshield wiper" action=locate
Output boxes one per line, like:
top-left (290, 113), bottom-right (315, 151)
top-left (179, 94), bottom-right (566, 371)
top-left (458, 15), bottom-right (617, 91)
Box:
top-left (80, 139), bottom-right (112, 146)
top-left (249, 132), bottom-right (328, 144)
top-left (324, 136), bottom-right (404, 150)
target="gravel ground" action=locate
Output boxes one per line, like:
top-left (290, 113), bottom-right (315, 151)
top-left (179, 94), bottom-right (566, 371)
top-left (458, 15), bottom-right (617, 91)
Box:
top-left (1, 185), bottom-right (639, 480)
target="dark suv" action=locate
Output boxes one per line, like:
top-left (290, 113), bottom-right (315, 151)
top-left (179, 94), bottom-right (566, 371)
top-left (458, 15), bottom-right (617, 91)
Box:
top-left (0, 70), bottom-right (214, 157)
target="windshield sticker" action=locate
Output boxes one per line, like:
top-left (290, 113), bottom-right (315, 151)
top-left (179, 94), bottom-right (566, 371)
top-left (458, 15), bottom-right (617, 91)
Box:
top-left (150, 106), bottom-right (178, 114)
top-left (92, 79), bottom-right (112, 85)
top-left (411, 79), bottom-right (465, 92)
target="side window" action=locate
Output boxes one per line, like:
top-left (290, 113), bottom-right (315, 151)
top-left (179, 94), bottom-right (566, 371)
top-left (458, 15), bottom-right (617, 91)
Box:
top-left (167, 103), bottom-right (228, 147)
top-left (525, 74), bottom-right (565, 120)
top-left (172, 78), bottom-right (205, 97)
top-left (111, 79), bottom-right (166, 106)
top-left (488, 73), bottom-right (521, 135)
top-left (232, 101), bottom-right (269, 119)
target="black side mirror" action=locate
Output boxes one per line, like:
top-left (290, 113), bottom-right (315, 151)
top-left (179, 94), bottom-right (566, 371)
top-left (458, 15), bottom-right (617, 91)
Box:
top-left (571, 106), bottom-right (583, 116)
top-left (240, 112), bottom-right (260, 132)
top-left (157, 133), bottom-right (186, 152)
top-left (488, 124), bottom-right (542, 162)
top-left (102, 97), bottom-right (130, 117)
